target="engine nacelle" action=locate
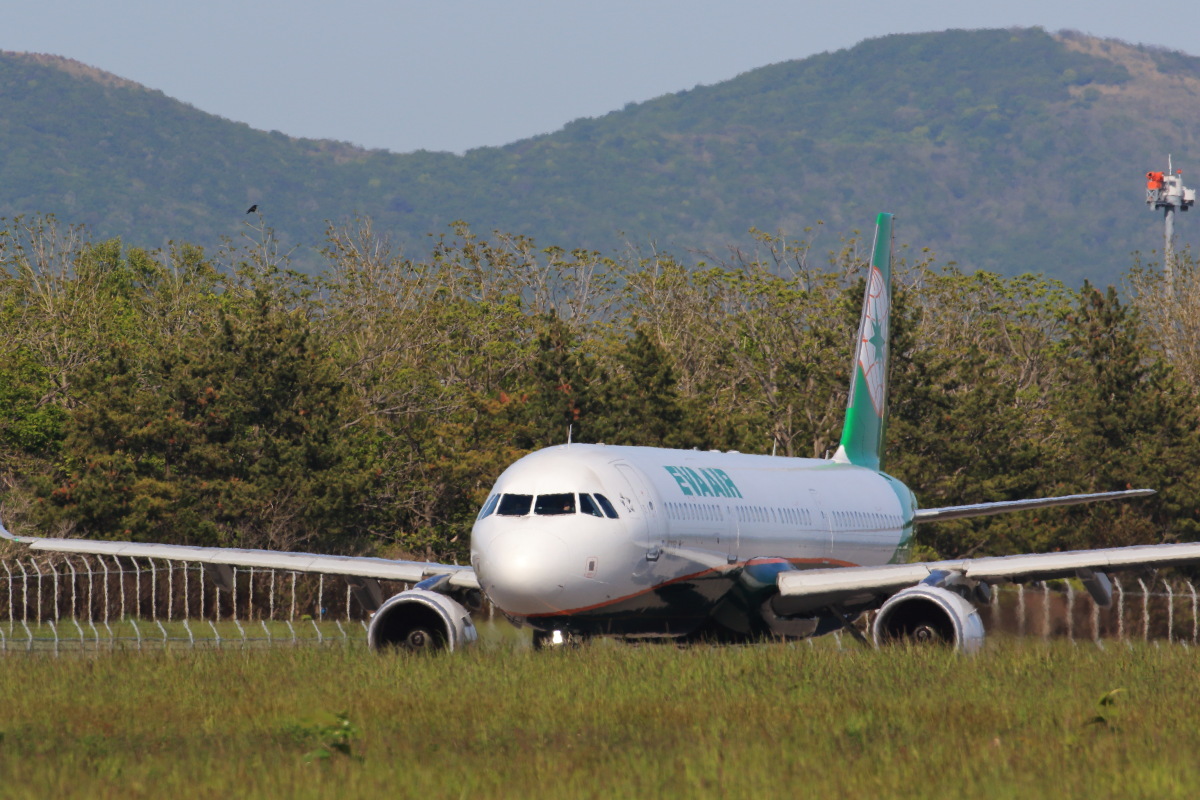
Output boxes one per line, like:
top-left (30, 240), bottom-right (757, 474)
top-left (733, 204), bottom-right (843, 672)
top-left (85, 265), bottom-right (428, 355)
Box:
top-left (367, 589), bottom-right (478, 652)
top-left (872, 585), bottom-right (984, 653)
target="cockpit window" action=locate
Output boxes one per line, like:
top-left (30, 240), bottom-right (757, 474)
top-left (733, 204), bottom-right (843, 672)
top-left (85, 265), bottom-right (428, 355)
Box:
top-left (579, 494), bottom-right (605, 518)
top-left (593, 493), bottom-right (619, 519)
top-left (491, 492), bottom-right (618, 519)
top-left (497, 494), bottom-right (533, 516)
top-left (534, 493), bottom-right (576, 516)
top-left (477, 493), bottom-right (501, 520)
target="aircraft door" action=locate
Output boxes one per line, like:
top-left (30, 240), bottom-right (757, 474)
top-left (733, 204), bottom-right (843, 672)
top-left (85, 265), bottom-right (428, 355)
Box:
top-left (808, 488), bottom-right (833, 556)
top-left (725, 503), bottom-right (738, 564)
top-left (614, 463), bottom-right (663, 559)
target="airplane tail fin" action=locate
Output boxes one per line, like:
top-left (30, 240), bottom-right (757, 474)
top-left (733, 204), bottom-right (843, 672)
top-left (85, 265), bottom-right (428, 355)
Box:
top-left (832, 213), bottom-right (894, 472)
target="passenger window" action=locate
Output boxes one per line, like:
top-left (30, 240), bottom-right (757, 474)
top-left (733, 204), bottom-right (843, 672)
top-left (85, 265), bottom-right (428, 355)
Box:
top-left (593, 493), bottom-right (620, 519)
top-left (535, 493), bottom-right (576, 516)
top-left (580, 494), bottom-right (605, 518)
top-left (497, 494), bottom-right (533, 516)
top-left (477, 494), bottom-right (500, 520)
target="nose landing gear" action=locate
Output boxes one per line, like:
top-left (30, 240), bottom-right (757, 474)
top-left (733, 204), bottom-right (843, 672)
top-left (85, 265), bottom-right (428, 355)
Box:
top-left (531, 629), bottom-right (587, 650)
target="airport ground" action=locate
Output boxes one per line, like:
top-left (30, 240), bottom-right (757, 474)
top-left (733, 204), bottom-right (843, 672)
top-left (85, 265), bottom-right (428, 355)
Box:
top-left (0, 628), bottom-right (1196, 798)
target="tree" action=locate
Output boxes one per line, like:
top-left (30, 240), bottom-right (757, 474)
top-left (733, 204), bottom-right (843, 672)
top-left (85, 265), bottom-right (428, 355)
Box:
top-left (1046, 283), bottom-right (1200, 549)
top-left (591, 328), bottom-right (701, 449)
top-left (35, 298), bottom-right (374, 551)
top-left (517, 313), bottom-right (606, 448)
top-left (885, 270), bottom-right (1067, 559)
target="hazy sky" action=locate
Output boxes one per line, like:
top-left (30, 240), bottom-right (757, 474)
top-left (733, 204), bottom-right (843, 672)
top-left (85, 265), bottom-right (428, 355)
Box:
top-left (5, 1), bottom-right (1199, 154)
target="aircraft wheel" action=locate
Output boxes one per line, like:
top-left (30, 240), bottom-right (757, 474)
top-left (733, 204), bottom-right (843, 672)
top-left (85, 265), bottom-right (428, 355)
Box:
top-left (532, 629), bottom-right (585, 650)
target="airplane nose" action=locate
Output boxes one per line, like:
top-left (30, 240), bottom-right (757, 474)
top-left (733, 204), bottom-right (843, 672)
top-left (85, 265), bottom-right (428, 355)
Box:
top-left (478, 531), bottom-right (567, 615)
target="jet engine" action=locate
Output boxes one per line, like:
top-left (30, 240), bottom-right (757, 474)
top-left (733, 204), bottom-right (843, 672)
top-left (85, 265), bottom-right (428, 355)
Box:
top-left (367, 589), bottom-right (478, 652)
top-left (872, 584), bottom-right (984, 653)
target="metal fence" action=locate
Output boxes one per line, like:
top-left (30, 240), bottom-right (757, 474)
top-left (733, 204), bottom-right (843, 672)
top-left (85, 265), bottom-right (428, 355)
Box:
top-left (0, 555), bottom-right (1195, 652)
top-left (982, 576), bottom-right (1199, 644)
top-left (0, 554), bottom-right (393, 653)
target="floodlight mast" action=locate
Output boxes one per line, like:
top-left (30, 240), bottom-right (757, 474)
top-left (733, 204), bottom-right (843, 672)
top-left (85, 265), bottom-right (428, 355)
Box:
top-left (1146, 155), bottom-right (1196, 292)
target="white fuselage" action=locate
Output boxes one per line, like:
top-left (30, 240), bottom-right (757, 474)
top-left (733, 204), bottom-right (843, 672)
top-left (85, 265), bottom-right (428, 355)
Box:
top-left (470, 444), bottom-right (915, 637)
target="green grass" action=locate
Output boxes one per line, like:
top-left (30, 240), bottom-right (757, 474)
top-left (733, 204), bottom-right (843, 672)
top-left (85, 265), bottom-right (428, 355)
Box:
top-left (0, 634), bottom-right (1197, 798)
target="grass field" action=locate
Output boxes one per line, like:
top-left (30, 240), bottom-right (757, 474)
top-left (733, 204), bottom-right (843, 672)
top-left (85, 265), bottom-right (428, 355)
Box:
top-left (1, 631), bottom-right (1197, 799)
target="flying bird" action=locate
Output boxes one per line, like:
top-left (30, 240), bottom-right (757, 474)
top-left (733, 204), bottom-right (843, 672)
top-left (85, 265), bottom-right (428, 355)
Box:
top-left (246, 204), bottom-right (258, 214)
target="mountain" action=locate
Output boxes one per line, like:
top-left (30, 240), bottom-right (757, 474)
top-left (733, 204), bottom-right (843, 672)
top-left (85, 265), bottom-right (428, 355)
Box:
top-left (1, 28), bottom-right (1198, 284)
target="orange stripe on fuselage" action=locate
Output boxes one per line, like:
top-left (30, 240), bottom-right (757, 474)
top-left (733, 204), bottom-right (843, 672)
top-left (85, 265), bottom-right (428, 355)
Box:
top-left (523, 556), bottom-right (860, 619)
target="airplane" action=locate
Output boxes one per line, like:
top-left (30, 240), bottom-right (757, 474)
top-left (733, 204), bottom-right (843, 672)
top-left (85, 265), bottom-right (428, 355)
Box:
top-left (4, 212), bottom-right (1200, 653)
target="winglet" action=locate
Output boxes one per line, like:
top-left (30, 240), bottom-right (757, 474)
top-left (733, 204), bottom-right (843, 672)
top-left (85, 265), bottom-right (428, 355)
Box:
top-left (0, 513), bottom-right (20, 542)
top-left (832, 213), bottom-right (894, 471)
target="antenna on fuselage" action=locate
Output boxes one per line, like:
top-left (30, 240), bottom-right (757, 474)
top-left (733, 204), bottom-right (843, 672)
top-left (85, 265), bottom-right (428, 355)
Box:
top-left (567, 424), bottom-right (573, 447)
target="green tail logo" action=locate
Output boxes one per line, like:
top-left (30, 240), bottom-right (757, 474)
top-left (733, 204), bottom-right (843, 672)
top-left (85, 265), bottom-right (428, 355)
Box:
top-left (833, 213), bottom-right (893, 472)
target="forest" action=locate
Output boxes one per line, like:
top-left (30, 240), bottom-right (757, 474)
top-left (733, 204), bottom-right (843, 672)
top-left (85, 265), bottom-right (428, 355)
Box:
top-left (0, 214), bottom-right (1198, 564)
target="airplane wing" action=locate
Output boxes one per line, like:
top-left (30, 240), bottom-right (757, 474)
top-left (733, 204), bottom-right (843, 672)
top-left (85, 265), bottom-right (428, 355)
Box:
top-left (775, 485), bottom-right (1195, 614)
top-left (913, 489), bottom-right (1155, 522)
top-left (0, 519), bottom-right (478, 590)
top-left (776, 541), bottom-right (1200, 607)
